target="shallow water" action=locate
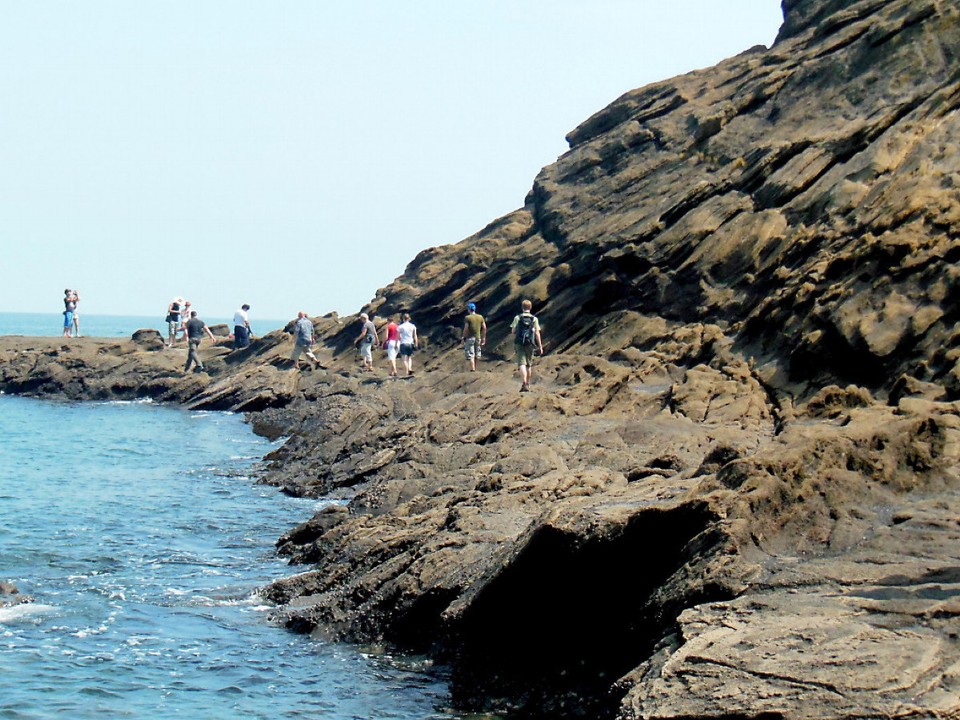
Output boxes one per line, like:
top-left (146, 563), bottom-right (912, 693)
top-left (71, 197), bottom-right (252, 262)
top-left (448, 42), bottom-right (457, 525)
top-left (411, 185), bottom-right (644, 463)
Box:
top-left (0, 395), bottom-right (451, 719)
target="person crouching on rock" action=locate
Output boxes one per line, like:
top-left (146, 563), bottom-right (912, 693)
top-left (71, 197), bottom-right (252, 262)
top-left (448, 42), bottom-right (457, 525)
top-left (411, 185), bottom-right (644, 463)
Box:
top-left (183, 311), bottom-right (216, 373)
top-left (290, 311), bottom-right (320, 371)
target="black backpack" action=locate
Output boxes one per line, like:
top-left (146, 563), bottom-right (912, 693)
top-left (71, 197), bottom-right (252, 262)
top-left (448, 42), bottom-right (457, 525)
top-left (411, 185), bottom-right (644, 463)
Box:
top-left (516, 314), bottom-right (536, 346)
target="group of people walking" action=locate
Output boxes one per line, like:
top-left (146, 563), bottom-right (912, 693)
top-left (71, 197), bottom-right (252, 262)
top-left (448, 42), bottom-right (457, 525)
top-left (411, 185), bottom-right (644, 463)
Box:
top-left (291, 299), bottom-right (544, 391)
top-left (165, 297), bottom-right (253, 373)
top-left (353, 312), bottom-right (419, 377)
top-left (61, 290), bottom-right (544, 388)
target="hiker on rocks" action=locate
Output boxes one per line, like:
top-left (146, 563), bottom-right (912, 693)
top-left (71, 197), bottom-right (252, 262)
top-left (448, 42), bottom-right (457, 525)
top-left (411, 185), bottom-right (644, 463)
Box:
top-left (290, 311), bottom-right (320, 371)
top-left (165, 297), bottom-right (183, 347)
top-left (62, 289), bottom-right (78, 338)
top-left (70, 289), bottom-right (81, 337)
top-left (462, 302), bottom-right (487, 372)
top-left (510, 299), bottom-right (543, 392)
top-left (233, 304), bottom-right (252, 349)
top-left (382, 315), bottom-right (400, 377)
top-left (183, 310), bottom-right (216, 373)
top-left (397, 313), bottom-right (419, 376)
top-left (354, 313), bottom-right (379, 372)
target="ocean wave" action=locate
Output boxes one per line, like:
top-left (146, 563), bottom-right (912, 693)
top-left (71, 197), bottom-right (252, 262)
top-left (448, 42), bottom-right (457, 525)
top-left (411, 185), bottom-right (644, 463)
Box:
top-left (0, 603), bottom-right (58, 624)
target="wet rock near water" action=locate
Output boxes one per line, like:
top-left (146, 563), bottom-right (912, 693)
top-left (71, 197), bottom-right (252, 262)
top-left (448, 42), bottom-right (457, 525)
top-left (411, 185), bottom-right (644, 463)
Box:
top-left (3, 1), bottom-right (960, 718)
top-left (0, 581), bottom-right (33, 608)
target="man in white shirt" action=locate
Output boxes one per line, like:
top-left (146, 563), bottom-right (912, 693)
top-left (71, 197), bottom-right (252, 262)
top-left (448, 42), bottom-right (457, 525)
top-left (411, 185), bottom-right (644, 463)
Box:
top-left (233, 304), bottom-right (252, 349)
top-left (397, 313), bottom-right (419, 376)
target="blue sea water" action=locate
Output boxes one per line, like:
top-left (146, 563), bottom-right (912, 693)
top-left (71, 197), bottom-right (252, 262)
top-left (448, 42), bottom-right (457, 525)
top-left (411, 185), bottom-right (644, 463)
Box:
top-left (0, 367), bottom-right (453, 716)
top-left (0, 312), bottom-right (284, 340)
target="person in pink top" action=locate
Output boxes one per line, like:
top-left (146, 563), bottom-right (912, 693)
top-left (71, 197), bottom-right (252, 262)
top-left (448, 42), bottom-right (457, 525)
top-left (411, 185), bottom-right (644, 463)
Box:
top-left (382, 316), bottom-right (401, 377)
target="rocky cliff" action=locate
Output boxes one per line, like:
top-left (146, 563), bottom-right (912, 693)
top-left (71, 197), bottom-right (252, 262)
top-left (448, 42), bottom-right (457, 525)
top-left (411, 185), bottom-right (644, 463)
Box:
top-left (3, 0), bottom-right (960, 718)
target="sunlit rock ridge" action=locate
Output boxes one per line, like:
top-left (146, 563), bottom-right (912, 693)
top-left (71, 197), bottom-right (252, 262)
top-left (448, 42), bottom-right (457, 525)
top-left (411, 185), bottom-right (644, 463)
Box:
top-left (2, 1), bottom-right (960, 719)
top-left (373, 0), bottom-right (960, 397)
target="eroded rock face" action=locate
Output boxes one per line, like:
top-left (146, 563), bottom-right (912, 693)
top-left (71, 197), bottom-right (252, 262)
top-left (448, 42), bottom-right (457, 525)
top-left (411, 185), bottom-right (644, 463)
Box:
top-left (3, 1), bottom-right (960, 719)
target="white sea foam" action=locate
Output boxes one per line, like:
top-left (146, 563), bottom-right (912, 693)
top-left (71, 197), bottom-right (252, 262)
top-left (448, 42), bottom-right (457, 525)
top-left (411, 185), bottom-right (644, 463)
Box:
top-left (0, 603), bottom-right (57, 624)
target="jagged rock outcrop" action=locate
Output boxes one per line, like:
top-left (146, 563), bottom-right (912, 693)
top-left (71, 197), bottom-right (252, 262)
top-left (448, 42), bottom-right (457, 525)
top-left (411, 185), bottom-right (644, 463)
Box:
top-left (371, 0), bottom-right (960, 399)
top-left (3, 1), bottom-right (960, 719)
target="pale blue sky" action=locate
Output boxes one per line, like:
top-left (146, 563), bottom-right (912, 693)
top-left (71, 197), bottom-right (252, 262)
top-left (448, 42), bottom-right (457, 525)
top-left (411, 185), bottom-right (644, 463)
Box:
top-left (0, 1), bottom-right (783, 321)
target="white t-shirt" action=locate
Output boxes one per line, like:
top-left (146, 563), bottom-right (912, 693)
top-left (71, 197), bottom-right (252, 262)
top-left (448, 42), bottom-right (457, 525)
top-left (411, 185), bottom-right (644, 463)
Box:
top-left (398, 321), bottom-right (416, 345)
top-left (233, 309), bottom-right (249, 326)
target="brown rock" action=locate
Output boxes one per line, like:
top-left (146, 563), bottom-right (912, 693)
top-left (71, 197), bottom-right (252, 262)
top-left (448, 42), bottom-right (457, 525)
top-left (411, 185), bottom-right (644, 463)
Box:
top-left (3, 2), bottom-right (960, 719)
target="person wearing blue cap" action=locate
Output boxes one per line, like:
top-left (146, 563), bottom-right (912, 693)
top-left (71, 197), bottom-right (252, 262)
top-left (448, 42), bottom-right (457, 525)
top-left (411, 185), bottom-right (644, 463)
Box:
top-left (462, 302), bottom-right (487, 371)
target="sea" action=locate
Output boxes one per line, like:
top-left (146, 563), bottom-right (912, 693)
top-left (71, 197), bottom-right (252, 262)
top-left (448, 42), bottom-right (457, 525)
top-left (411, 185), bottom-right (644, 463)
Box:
top-left (0, 314), bottom-right (454, 720)
top-left (0, 312), bottom-right (284, 340)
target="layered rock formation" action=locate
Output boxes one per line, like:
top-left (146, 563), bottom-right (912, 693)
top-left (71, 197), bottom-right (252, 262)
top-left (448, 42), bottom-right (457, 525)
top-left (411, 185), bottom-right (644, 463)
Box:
top-left (3, 0), bottom-right (960, 718)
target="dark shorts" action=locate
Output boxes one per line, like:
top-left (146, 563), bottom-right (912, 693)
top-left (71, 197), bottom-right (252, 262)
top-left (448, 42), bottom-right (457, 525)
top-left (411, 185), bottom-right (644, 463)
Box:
top-left (400, 343), bottom-right (415, 357)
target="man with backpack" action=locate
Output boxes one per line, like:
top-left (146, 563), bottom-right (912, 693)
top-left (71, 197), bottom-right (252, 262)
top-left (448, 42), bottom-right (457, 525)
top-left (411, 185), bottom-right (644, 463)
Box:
top-left (510, 299), bottom-right (544, 392)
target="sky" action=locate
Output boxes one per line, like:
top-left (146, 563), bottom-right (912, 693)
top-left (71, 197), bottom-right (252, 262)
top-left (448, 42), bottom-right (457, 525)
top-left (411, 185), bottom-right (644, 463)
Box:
top-left (0, 1), bottom-right (784, 322)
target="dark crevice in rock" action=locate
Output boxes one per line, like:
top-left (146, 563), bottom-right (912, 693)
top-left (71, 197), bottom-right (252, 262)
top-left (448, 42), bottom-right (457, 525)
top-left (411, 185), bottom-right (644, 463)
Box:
top-left (866, 3), bottom-right (937, 47)
top-left (566, 88), bottom-right (687, 149)
top-left (443, 502), bottom-right (727, 719)
top-left (659, 180), bottom-right (734, 228)
top-left (789, 319), bottom-right (889, 388)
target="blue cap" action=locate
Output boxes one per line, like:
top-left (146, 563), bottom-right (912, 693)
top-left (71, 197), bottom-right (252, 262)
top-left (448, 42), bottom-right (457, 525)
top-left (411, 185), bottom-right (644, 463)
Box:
top-left (467, 302), bottom-right (476, 312)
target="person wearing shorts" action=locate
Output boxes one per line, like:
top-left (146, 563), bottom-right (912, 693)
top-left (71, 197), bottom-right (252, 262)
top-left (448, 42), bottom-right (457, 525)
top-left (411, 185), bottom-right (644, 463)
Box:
top-left (510, 299), bottom-right (543, 392)
top-left (63, 289), bottom-right (77, 338)
top-left (397, 313), bottom-right (418, 376)
top-left (166, 297), bottom-right (183, 347)
top-left (353, 313), bottom-right (379, 371)
top-left (70, 289), bottom-right (81, 337)
top-left (382, 316), bottom-right (400, 377)
top-left (462, 302), bottom-right (486, 372)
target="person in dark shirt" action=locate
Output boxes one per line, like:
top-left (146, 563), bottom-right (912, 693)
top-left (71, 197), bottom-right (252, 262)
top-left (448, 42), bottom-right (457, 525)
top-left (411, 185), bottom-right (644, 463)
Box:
top-left (183, 311), bottom-right (217, 373)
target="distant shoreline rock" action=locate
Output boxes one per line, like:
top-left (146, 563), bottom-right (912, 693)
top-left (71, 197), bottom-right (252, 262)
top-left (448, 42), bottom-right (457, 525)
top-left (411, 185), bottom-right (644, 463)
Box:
top-left (0, 581), bottom-right (33, 608)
